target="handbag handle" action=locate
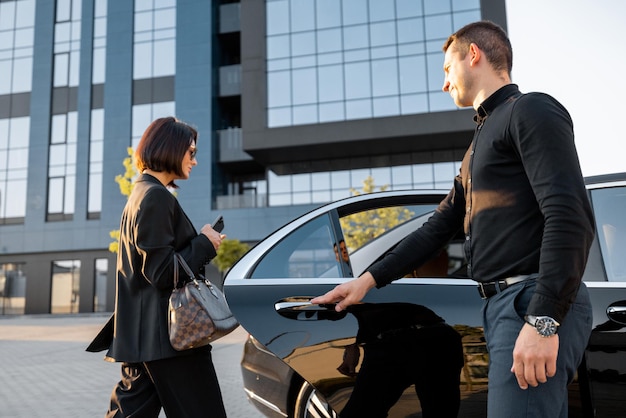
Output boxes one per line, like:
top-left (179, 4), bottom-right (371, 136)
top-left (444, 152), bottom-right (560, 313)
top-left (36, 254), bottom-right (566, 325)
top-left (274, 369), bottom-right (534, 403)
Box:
top-left (173, 253), bottom-right (197, 288)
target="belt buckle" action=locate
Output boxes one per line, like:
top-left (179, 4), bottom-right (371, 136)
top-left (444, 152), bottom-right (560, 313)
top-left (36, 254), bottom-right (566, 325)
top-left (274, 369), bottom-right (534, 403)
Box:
top-left (477, 282), bottom-right (489, 299)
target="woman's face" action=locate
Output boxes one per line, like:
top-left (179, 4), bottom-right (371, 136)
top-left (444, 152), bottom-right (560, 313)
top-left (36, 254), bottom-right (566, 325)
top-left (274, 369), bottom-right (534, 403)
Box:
top-left (180, 141), bottom-right (197, 179)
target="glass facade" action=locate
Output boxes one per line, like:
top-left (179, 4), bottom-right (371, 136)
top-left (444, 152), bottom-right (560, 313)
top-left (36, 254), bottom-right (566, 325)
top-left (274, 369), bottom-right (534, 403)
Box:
top-left (91, 0), bottom-right (107, 84)
top-left (0, 0), bottom-right (34, 94)
top-left (0, 0), bottom-right (498, 315)
top-left (88, 109), bottom-right (104, 216)
top-left (48, 111), bottom-right (78, 220)
top-left (133, 0), bottom-right (176, 81)
top-left (48, 0), bottom-right (81, 221)
top-left (266, 0), bottom-right (480, 127)
top-left (0, 0), bottom-right (35, 223)
top-left (0, 117), bottom-right (29, 222)
top-left (265, 159), bottom-right (461, 206)
top-left (131, 0), bottom-right (176, 148)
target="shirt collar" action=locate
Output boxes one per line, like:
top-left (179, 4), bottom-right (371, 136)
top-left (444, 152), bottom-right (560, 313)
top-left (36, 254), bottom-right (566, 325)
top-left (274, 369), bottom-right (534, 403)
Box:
top-left (474, 84), bottom-right (521, 125)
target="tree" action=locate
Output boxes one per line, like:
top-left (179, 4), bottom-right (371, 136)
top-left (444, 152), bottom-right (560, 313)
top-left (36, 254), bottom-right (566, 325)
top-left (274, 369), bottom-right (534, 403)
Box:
top-left (108, 147), bottom-right (137, 253)
top-left (212, 239), bottom-right (250, 274)
top-left (340, 176), bottom-right (414, 251)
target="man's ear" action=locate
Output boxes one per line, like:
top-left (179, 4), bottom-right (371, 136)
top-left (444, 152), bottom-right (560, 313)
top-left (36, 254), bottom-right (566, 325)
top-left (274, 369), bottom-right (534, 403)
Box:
top-left (468, 43), bottom-right (481, 66)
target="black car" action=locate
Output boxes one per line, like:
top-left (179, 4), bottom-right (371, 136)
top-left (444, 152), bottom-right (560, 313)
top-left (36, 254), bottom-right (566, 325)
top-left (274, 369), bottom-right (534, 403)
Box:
top-left (223, 173), bottom-right (626, 418)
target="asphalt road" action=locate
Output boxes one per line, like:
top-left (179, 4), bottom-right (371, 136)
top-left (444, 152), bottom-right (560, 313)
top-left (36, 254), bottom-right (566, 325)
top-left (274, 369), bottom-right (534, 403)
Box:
top-left (0, 314), bottom-right (264, 418)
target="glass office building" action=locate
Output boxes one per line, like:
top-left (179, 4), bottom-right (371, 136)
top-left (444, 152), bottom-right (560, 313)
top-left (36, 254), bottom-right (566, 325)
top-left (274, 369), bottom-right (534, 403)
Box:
top-left (0, 0), bottom-right (506, 314)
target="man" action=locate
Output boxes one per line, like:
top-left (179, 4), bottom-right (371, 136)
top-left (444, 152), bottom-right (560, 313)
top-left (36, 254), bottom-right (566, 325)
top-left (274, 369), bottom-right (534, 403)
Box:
top-left (312, 21), bottom-right (594, 417)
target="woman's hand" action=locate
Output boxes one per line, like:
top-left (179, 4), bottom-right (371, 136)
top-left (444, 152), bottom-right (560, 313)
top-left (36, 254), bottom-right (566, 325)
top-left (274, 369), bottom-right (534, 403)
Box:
top-left (201, 224), bottom-right (226, 251)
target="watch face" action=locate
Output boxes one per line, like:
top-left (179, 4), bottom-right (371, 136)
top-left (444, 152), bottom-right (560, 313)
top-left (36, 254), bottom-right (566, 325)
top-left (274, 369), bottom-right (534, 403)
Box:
top-left (536, 317), bottom-right (558, 337)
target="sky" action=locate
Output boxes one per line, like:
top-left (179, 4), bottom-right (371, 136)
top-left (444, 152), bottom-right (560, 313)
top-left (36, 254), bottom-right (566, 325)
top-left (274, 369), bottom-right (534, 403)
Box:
top-left (505, 0), bottom-right (625, 177)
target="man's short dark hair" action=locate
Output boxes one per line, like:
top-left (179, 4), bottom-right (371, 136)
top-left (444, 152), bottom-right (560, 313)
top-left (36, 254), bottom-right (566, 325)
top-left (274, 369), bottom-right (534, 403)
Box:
top-left (443, 21), bottom-right (512, 75)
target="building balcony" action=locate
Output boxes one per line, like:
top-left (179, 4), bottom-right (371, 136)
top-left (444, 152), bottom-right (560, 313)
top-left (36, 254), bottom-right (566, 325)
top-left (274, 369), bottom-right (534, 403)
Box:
top-left (219, 64), bottom-right (241, 97)
top-left (219, 3), bottom-right (240, 34)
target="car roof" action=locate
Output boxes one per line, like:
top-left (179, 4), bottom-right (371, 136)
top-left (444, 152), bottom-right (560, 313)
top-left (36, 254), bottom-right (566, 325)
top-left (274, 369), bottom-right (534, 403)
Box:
top-left (585, 172), bottom-right (626, 187)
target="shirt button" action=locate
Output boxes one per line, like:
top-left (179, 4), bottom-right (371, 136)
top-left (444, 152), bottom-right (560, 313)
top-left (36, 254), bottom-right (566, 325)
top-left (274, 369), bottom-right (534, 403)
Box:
top-left (466, 236), bottom-right (470, 241)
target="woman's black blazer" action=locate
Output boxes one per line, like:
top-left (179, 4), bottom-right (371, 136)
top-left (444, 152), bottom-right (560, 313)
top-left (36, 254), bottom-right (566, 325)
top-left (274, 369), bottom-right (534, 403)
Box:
top-left (90, 174), bottom-right (217, 362)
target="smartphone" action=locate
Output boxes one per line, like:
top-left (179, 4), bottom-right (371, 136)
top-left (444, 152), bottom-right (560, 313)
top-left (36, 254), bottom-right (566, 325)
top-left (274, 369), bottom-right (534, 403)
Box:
top-left (212, 215), bottom-right (225, 233)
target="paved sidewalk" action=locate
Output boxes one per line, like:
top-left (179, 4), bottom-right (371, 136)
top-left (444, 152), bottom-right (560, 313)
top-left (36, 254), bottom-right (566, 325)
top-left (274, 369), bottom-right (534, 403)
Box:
top-left (0, 314), bottom-right (263, 418)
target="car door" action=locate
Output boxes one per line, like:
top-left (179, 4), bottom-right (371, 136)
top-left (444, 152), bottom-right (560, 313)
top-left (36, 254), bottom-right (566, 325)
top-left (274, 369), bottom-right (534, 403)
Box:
top-left (582, 180), bottom-right (626, 417)
top-left (225, 192), bottom-right (492, 417)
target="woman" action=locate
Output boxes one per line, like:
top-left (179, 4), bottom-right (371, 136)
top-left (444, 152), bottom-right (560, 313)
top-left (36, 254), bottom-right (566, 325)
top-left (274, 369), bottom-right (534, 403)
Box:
top-left (100, 117), bottom-right (227, 417)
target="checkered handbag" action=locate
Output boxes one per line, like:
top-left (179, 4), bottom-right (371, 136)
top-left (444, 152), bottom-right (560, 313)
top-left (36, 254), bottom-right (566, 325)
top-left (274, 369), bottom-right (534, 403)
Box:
top-left (168, 253), bottom-right (238, 351)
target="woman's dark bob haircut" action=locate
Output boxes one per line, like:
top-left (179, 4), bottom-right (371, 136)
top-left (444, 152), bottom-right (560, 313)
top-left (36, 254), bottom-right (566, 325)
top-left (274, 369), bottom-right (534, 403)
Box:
top-left (135, 117), bottom-right (198, 188)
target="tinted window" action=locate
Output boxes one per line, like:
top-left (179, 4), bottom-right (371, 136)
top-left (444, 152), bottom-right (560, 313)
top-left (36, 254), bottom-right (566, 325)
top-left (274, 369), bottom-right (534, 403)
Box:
top-left (251, 214), bottom-right (339, 279)
top-left (591, 186), bottom-right (626, 282)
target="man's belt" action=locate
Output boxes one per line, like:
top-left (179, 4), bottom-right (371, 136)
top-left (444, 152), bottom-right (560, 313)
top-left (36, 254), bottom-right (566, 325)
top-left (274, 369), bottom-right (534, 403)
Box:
top-left (477, 274), bottom-right (537, 299)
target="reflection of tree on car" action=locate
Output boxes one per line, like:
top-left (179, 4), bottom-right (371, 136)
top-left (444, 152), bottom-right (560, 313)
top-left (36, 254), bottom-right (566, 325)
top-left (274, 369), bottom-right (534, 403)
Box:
top-left (337, 303), bottom-right (464, 418)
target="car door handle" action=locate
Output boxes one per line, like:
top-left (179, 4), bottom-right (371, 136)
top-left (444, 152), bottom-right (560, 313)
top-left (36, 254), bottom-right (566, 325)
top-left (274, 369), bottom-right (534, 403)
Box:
top-left (607, 301), bottom-right (626, 325)
top-left (275, 297), bottom-right (346, 320)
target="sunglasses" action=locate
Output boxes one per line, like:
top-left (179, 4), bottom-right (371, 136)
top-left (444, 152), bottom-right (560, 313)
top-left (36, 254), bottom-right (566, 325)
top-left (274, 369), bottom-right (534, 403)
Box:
top-left (188, 146), bottom-right (197, 159)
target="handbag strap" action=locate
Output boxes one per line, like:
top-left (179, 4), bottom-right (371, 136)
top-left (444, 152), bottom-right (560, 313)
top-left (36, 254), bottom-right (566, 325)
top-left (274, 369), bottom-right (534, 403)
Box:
top-left (173, 253), bottom-right (196, 288)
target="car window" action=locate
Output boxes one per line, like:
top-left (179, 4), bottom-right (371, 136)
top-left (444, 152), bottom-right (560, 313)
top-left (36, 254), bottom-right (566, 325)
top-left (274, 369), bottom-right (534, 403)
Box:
top-left (340, 204), bottom-right (434, 253)
top-left (250, 214), bottom-right (341, 279)
top-left (591, 186), bottom-right (626, 282)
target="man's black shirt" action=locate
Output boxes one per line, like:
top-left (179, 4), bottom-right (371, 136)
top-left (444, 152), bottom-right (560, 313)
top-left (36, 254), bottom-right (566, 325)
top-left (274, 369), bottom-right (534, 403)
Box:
top-left (368, 84), bottom-right (594, 322)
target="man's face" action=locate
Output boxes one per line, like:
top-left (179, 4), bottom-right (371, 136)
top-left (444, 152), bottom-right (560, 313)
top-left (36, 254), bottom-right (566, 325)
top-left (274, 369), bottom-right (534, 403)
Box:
top-left (442, 44), bottom-right (474, 108)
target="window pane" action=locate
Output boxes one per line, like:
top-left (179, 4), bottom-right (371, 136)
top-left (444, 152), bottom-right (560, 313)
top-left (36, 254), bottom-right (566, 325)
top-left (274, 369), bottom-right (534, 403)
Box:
top-left (50, 260), bottom-right (80, 314)
top-left (316, 0), bottom-right (340, 29)
top-left (318, 65), bottom-right (343, 102)
top-left (266, 0), bottom-right (289, 36)
top-left (267, 34), bottom-right (290, 60)
top-left (342, 0), bottom-right (367, 25)
top-left (152, 39), bottom-right (175, 77)
top-left (292, 68), bottom-right (316, 105)
top-left (56, 0), bottom-right (71, 22)
top-left (48, 177), bottom-right (65, 213)
top-left (0, 2), bottom-right (16, 30)
top-left (290, 0), bottom-right (314, 32)
top-left (92, 48), bottom-right (106, 84)
top-left (400, 55), bottom-right (427, 93)
top-left (0, 264), bottom-right (27, 315)
top-left (316, 28), bottom-right (341, 54)
top-left (268, 71), bottom-right (291, 107)
top-left (88, 173), bottom-right (102, 213)
top-left (291, 32), bottom-right (315, 56)
top-left (154, 9), bottom-right (175, 30)
top-left (345, 62), bottom-right (371, 99)
top-left (397, 0), bottom-right (423, 18)
top-left (53, 53), bottom-right (69, 87)
top-left (369, 0), bottom-right (395, 22)
top-left (343, 25), bottom-right (368, 50)
top-left (251, 214), bottom-right (338, 278)
top-left (0, 61), bottom-right (11, 94)
top-left (94, 258), bottom-right (109, 312)
top-left (5, 179), bottom-right (26, 217)
top-left (372, 59), bottom-right (398, 96)
top-left (133, 43), bottom-right (152, 79)
top-left (11, 57), bottom-right (32, 93)
top-left (370, 22), bottom-right (396, 47)
top-left (592, 187), bottom-right (626, 282)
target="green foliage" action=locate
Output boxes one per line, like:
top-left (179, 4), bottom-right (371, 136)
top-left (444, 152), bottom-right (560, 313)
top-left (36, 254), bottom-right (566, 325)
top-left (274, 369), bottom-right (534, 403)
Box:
top-left (340, 176), bottom-right (414, 251)
top-left (212, 239), bottom-right (250, 273)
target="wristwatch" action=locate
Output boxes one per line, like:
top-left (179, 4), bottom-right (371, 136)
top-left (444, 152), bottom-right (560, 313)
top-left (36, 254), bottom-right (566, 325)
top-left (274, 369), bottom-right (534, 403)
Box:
top-left (524, 315), bottom-right (560, 337)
